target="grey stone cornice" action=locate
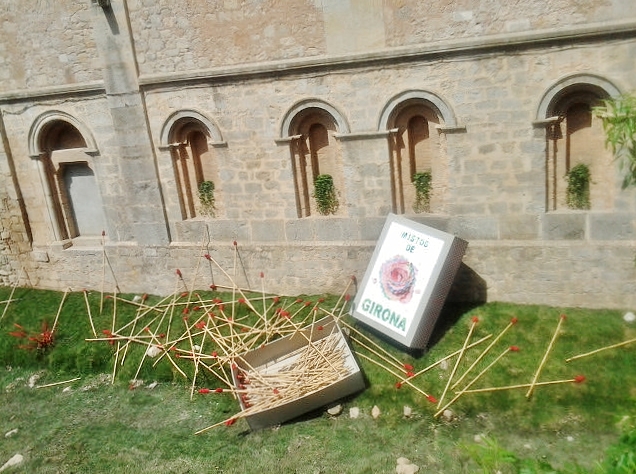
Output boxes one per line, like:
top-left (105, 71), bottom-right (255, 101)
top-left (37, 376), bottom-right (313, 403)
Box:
top-left (0, 81), bottom-right (105, 104)
top-left (137, 19), bottom-right (636, 88)
top-left (1, 19), bottom-right (635, 101)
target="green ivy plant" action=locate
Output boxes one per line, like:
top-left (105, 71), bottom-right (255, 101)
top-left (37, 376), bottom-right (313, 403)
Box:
top-left (313, 174), bottom-right (339, 215)
top-left (197, 180), bottom-right (216, 217)
top-left (565, 163), bottom-right (591, 210)
top-left (593, 93), bottom-right (636, 189)
top-left (412, 171), bottom-right (432, 213)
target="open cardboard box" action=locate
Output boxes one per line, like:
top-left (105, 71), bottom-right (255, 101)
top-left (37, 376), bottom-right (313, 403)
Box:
top-left (232, 315), bottom-right (365, 430)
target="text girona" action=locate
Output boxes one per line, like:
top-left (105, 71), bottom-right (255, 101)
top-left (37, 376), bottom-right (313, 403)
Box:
top-left (361, 298), bottom-right (406, 332)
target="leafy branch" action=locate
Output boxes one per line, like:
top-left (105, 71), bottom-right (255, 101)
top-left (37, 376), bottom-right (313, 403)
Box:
top-left (593, 93), bottom-right (636, 189)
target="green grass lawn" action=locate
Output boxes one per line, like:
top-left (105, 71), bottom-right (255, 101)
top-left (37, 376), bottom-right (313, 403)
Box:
top-left (0, 287), bottom-right (635, 473)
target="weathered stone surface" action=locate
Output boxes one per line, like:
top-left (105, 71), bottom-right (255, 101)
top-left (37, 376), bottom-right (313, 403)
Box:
top-left (0, 1), bottom-right (633, 309)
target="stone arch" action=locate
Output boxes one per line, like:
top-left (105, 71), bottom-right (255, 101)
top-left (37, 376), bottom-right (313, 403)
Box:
top-left (535, 73), bottom-right (621, 120)
top-left (378, 90), bottom-right (459, 132)
top-left (28, 110), bottom-right (98, 157)
top-left (159, 110), bottom-right (225, 220)
top-left (280, 99), bottom-right (348, 217)
top-left (279, 98), bottom-right (350, 138)
top-left (27, 111), bottom-right (105, 243)
top-left (379, 90), bottom-right (457, 215)
top-left (536, 73), bottom-right (622, 211)
top-left (159, 109), bottom-right (224, 147)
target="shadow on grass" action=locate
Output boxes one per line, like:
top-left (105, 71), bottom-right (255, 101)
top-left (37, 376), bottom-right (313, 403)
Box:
top-left (426, 262), bottom-right (488, 352)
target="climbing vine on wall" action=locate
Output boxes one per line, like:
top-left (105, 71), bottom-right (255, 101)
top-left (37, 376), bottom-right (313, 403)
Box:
top-left (566, 163), bottom-right (591, 210)
top-left (412, 171), bottom-right (432, 213)
top-left (313, 174), bottom-right (339, 215)
top-left (198, 180), bottom-right (216, 217)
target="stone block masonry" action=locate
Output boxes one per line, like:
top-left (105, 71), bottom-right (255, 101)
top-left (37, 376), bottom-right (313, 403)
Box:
top-left (0, 1), bottom-right (635, 309)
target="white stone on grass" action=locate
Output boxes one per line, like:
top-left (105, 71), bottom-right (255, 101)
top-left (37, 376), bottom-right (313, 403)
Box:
top-left (371, 405), bottom-right (381, 419)
top-left (395, 457), bottom-right (419, 473)
top-left (4, 429), bottom-right (17, 438)
top-left (327, 404), bottom-right (342, 416)
top-left (623, 312), bottom-right (635, 323)
top-left (0, 454), bottom-right (24, 472)
top-left (349, 407), bottom-right (360, 419)
top-left (403, 406), bottom-right (412, 418)
top-left (27, 373), bottom-right (41, 388)
top-left (145, 345), bottom-right (162, 358)
top-left (442, 409), bottom-right (454, 422)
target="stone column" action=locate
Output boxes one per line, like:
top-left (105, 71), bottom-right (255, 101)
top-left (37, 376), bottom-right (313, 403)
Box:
top-left (88, 0), bottom-right (170, 245)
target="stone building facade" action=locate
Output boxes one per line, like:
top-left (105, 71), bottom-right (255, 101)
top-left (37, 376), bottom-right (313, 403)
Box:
top-left (0, 0), bottom-right (635, 308)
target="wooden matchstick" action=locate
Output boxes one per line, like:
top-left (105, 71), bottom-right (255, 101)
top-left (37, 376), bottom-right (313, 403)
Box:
top-left (356, 351), bottom-right (436, 402)
top-left (35, 377), bottom-right (81, 389)
top-left (100, 230), bottom-right (106, 314)
top-left (566, 337), bottom-right (636, 362)
top-left (461, 375), bottom-right (586, 394)
top-left (183, 312), bottom-right (203, 400)
top-left (83, 290), bottom-right (97, 337)
top-left (51, 287), bottom-right (70, 335)
top-left (394, 335), bottom-right (492, 386)
top-left (451, 317), bottom-right (517, 390)
top-left (120, 295), bottom-right (148, 365)
top-left (111, 339), bottom-right (121, 384)
top-left (0, 266), bottom-right (23, 324)
top-left (437, 316), bottom-right (479, 409)
top-left (340, 319), bottom-right (405, 369)
top-left (435, 346), bottom-right (516, 417)
top-left (526, 314), bottom-right (566, 399)
top-left (350, 335), bottom-right (405, 374)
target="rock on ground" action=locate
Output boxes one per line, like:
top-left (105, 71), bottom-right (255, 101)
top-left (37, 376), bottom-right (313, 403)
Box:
top-left (0, 454), bottom-right (24, 472)
top-left (396, 457), bottom-right (419, 473)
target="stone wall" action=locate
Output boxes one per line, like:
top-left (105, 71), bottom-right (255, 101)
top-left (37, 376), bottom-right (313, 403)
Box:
top-left (0, 0), bottom-right (635, 309)
top-left (0, 1), bottom-right (100, 92)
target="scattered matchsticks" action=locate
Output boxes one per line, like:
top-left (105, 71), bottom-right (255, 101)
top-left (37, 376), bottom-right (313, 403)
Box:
top-left (526, 314), bottom-right (566, 399)
top-left (437, 316), bottom-right (479, 409)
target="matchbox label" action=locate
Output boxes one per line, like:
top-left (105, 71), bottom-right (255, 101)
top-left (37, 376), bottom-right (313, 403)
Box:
top-left (355, 220), bottom-right (444, 336)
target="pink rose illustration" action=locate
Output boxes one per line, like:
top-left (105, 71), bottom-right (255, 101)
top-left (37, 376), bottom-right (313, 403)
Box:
top-left (379, 255), bottom-right (417, 303)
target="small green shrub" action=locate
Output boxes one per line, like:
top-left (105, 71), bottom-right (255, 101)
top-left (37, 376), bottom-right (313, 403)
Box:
top-left (313, 174), bottom-right (339, 215)
top-left (566, 163), bottom-right (591, 210)
top-left (461, 436), bottom-right (519, 473)
top-left (412, 171), bottom-right (432, 213)
top-left (601, 427), bottom-right (636, 474)
top-left (197, 180), bottom-right (216, 217)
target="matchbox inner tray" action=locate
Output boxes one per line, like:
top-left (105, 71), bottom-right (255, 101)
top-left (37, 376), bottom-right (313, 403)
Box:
top-left (231, 315), bottom-right (365, 430)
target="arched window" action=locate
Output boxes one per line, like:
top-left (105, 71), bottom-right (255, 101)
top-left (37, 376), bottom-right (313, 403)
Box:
top-left (32, 118), bottom-right (106, 242)
top-left (545, 92), bottom-right (613, 211)
top-left (289, 108), bottom-right (342, 217)
top-left (389, 104), bottom-right (441, 214)
top-left (537, 74), bottom-right (620, 212)
top-left (169, 119), bottom-right (219, 219)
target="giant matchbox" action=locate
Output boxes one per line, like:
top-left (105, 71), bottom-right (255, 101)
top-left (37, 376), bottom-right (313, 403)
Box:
top-left (352, 213), bottom-right (468, 350)
top-left (231, 315), bottom-right (364, 430)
